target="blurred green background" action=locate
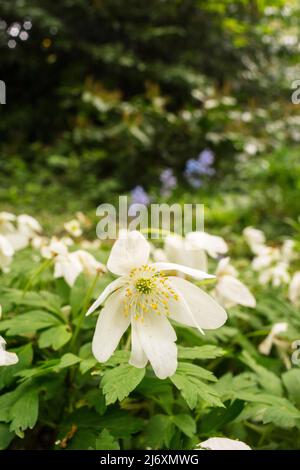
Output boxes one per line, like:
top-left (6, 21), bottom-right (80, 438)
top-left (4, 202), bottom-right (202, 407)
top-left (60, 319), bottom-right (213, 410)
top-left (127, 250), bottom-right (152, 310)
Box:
top-left (0, 0), bottom-right (299, 233)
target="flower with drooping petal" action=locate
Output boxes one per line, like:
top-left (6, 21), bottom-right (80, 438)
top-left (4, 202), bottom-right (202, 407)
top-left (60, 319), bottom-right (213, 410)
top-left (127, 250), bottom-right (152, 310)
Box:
top-left (214, 257), bottom-right (256, 308)
top-left (41, 238), bottom-right (82, 287)
top-left (243, 226), bottom-right (266, 255)
top-left (185, 231), bottom-right (228, 259)
top-left (289, 271), bottom-right (300, 305)
top-left (259, 322), bottom-right (288, 356)
top-left (64, 219), bottom-right (83, 238)
top-left (164, 233), bottom-right (208, 272)
top-left (196, 437), bottom-right (251, 451)
top-left (72, 250), bottom-right (106, 277)
top-left (86, 230), bottom-right (227, 379)
top-left (0, 235), bottom-right (14, 272)
top-left (0, 317), bottom-right (18, 367)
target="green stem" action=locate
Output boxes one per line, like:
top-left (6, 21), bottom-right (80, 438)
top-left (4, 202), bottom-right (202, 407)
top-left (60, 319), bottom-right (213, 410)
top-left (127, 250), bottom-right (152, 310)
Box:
top-left (23, 258), bottom-right (53, 295)
top-left (70, 272), bottom-right (100, 352)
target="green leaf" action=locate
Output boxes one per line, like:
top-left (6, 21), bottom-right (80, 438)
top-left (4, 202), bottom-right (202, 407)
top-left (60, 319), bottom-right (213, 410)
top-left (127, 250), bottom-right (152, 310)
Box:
top-left (282, 369), bottom-right (300, 408)
top-left (53, 353), bottom-right (81, 371)
top-left (178, 345), bottom-right (225, 360)
top-left (102, 363), bottom-right (145, 405)
top-left (0, 343), bottom-right (33, 390)
top-left (240, 351), bottom-right (283, 396)
top-left (172, 414), bottom-right (196, 437)
top-left (0, 288), bottom-right (62, 314)
top-left (95, 429), bottom-right (120, 450)
top-left (0, 382), bottom-right (39, 438)
top-left (170, 362), bottom-right (223, 409)
top-left (235, 391), bottom-right (300, 428)
top-left (0, 423), bottom-right (14, 450)
top-left (9, 388), bottom-right (39, 437)
top-left (144, 415), bottom-right (174, 448)
top-left (0, 310), bottom-right (62, 336)
top-left (38, 324), bottom-right (72, 350)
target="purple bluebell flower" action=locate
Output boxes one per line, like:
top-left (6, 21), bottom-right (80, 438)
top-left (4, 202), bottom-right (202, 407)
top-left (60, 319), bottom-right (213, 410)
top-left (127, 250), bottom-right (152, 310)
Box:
top-left (130, 186), bottom-right (150, 206)
top-left (184, 148), bottom-right (215, 188)
top-left (160, 168), bottom-right (177, 197)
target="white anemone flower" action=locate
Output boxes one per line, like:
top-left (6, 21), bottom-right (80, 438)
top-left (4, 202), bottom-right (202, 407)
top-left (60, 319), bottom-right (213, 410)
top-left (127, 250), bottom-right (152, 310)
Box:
top-left (289, 271), bottom-right (300, 305)
top-left (0, 334), bottom-right (19, 367)
top-left (17, 214), bottom-right (42, 237)
top-left (243, 226), bottom-right (266, 255)
top-left (259, 322), bottom-right (288, 356)
top-left (6, 214), bottom-right (42, 251)
top-left (86, 231), bottom-right (227, 379)
top-left (164, 234), bottom-right (208, 271)
top-left (0, 235), bottom-right (14, 272)
top-left (197, 437), bottom-right (251, 451)
top-left (64, 219), bottom-right (82, 238)
top-left (72, 250), bottom-right (106, 277)
top-left (185, 231), bottom-right (228, 258)
top-left (41, 238), bottom-right (82, 287)
top-left (214, 257), bottom-right (256, 308)
top-left (258, 262), bottom-right (290, 287)
top-left (252, 246), bottom-right (281, 271)
top-left (0, 212), bottom-right (16, 235)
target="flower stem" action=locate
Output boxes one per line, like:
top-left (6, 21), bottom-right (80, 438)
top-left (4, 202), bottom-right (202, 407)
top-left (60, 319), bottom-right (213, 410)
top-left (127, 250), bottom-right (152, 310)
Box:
top-left (70, 272), bottom-right (100, 353)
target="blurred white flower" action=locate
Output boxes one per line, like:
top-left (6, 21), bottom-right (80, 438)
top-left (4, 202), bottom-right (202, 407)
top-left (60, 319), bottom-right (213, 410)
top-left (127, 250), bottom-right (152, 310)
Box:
top-left (214, 257), bottom-right (256, 308)
top-left (289, 271), bottom-right (300, 305)
top-left (259, 322), bottom-right (288, 356)
top-left (41, 238), bottom-right (82, 287)
top-left (0, 212), bottom-right (16, 235)
top-left (81, 239), bottom-right (102, 250)
top-left (18, 214), bottom-right (42, 237)
top-left (243, 226), bottom-right (266, 254)
top-left (258, 262), bottom-right (290, 287)
top-left (87, 230), bottom-right (227, 379)
top-left (186, 231), bottom-right (228, 258)
top-left (5, 214), bottom-right (42, 251)
top-left (197, 437), bottom-right (251, 450)
top-left (64, 219), bottom-right (82, 238)
top-left (281, 239), bottom-right (296, 263)
top-left (0, 332), bottom-right (18, 367)
top-left (164, 234), bottom-right (208, 271)
top-left (72, 250), bottom-right (106, 277)
top-left (60, 236), bottom-right (74, 247)
top-left (252, 246), bottom-right (281, 271)
top-left (0, 235), bottom-right (14, 272)
top-left (31, 235), bottom-right (49, 250)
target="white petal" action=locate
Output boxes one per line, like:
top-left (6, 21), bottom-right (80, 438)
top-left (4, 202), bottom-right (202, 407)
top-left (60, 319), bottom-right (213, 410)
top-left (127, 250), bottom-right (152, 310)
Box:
top-left (199, 437), bottom-right (251, 450)
top-left (151, 262), bottom-right (215, 281)
top-left (169, 276), bottom-right (227, 329)
top-left (92, 289), bottom-right (130, 362)
top-left (216, 275), bottom-right (256, 308)
top-left (289, 271), bottom-right (300, 305)
top-left (186, 232), bottom-right (228, 258)
top-left (135, 314), bottom-right (177, 379)
top-left (0, 235), bottom-right (14, 257)
top-left (107, 231), bottom-right (150, 276)
top-left (86, 277), bottom-right (126, 316)
top-left (0, 350), bottom-right (19, 366)
top-left (129, 321), bottom-right (148, 368)
top-left (6, 232), bottom-right (29, 251)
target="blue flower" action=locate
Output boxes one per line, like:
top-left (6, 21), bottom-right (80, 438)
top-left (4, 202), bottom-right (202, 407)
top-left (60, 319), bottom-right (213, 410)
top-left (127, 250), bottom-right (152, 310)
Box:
top-left (130, 186), bottom-right (150, 206)
top-left (160, 168), bottom-right (177, 197)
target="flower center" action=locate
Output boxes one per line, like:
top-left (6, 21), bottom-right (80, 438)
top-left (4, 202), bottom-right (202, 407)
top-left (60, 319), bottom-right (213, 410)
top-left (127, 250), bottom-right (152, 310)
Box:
top-left (122, 265), bottom-right (179, 321)
top-left (135, 278), bottom-right (153, 294)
